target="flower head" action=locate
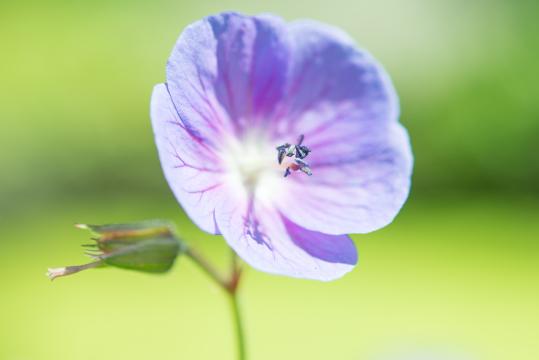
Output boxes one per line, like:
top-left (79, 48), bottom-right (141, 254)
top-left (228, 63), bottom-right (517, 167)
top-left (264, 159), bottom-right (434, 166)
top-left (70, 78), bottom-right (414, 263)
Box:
top-left (151, 12), bottom-right (413, 281)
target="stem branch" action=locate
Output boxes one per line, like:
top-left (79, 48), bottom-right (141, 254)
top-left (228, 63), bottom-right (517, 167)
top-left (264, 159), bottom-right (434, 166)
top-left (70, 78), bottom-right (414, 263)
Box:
top-left (184, 247), bottom-right (229, 290)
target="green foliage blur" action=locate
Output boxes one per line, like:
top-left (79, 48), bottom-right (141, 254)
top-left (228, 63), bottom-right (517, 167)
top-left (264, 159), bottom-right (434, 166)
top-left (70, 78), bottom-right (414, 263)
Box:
top-left (0, 0), bottom-right (537, 359)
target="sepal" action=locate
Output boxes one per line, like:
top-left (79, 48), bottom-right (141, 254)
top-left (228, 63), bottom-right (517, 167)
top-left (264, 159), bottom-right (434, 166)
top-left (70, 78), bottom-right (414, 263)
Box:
top-left (47, 220), bottom-right (184, 280)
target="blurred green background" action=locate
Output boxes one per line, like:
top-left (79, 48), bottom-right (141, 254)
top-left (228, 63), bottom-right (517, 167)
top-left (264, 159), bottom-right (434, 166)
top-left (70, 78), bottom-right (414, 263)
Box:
top-left (1, 0), bottom-right (538, 359)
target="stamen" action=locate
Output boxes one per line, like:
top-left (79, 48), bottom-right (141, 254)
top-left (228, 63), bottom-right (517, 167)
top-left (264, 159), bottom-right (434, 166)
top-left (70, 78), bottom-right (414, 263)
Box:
top-left (276, 134), bottom-right (313, 178)
top-left (295, 158), bottom-right (312, 176)
top-left (276, 143), bottom-right (290, 164)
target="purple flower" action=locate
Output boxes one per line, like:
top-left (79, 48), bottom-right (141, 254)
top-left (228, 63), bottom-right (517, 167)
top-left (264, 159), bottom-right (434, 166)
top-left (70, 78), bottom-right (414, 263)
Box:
top-left (151, 12), bottom-right (413, 281)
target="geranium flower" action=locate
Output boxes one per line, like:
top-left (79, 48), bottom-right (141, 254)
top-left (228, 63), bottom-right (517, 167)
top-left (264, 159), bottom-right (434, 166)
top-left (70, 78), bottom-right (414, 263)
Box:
top-left (150, 12), bottom-right (413, 281)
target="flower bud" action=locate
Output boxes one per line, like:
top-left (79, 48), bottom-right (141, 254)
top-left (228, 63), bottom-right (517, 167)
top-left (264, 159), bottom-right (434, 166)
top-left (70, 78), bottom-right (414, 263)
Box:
top-left (47, 220), bottom-right (184, 280)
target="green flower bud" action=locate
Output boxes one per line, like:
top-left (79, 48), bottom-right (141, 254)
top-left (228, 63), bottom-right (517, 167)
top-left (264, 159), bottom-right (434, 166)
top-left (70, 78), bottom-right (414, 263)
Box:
top-left (47, 220), bottom-right (184, 280)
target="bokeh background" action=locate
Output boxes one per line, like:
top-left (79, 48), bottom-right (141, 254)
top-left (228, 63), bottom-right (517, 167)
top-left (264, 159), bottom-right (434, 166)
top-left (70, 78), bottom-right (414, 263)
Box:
top-left (1, 0), bottom-right (538, 359)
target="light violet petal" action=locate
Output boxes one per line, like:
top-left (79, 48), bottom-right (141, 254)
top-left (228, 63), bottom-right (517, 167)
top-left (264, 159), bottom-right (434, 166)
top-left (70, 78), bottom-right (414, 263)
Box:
top-left (278, 123), bottom-right (413, 234)
top-left (282, 217), bottom-right (357, 265)
top-left (166, 12), bottom-right (290, 143)
top-left (216, 193), bottom-right (356, 281)
top-left (270, 19), bottom-right (398, 139)
top-left (270, 20), bottom-right (412, 234)
top-left (151, 83), bottom-right (232, 234)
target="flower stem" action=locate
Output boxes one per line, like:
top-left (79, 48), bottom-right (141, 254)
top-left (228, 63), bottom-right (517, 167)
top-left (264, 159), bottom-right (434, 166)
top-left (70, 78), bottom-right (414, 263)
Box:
top-left (229, 290), bottom-right (246, 360)
top-left (184, 247), bottom-right (247, 360)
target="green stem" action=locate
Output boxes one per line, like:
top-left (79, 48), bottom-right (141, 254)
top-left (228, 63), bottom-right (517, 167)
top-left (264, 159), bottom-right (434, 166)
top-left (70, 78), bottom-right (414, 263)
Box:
top-left (229, 290), bottom-right (246, 360)
top-left (184, 247), bottom-right (229, 289)
top-left (184, 247), bottom-right (247, 360)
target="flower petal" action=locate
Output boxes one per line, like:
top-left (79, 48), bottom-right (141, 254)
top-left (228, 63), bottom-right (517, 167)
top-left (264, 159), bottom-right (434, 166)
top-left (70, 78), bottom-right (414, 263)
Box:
top-left (278, 122), bottom-right (412, 235)
top-left (216, 193), bottom-right (357, 281)
top-left (282, 216), bottom-right (357, 266)
top-left (269, 20), bottom-right (398, 136)
top-left (272, 21), bottom-right (412, 234)
top-left (151, 83), bottom-right (231, 234)
top-left (166, 12), bottom-right (290, 145)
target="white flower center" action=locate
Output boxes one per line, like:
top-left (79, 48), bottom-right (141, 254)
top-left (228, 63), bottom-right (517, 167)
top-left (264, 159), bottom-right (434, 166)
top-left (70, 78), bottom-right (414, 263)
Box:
top-left (221, 133), bottom-right (284, 204)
